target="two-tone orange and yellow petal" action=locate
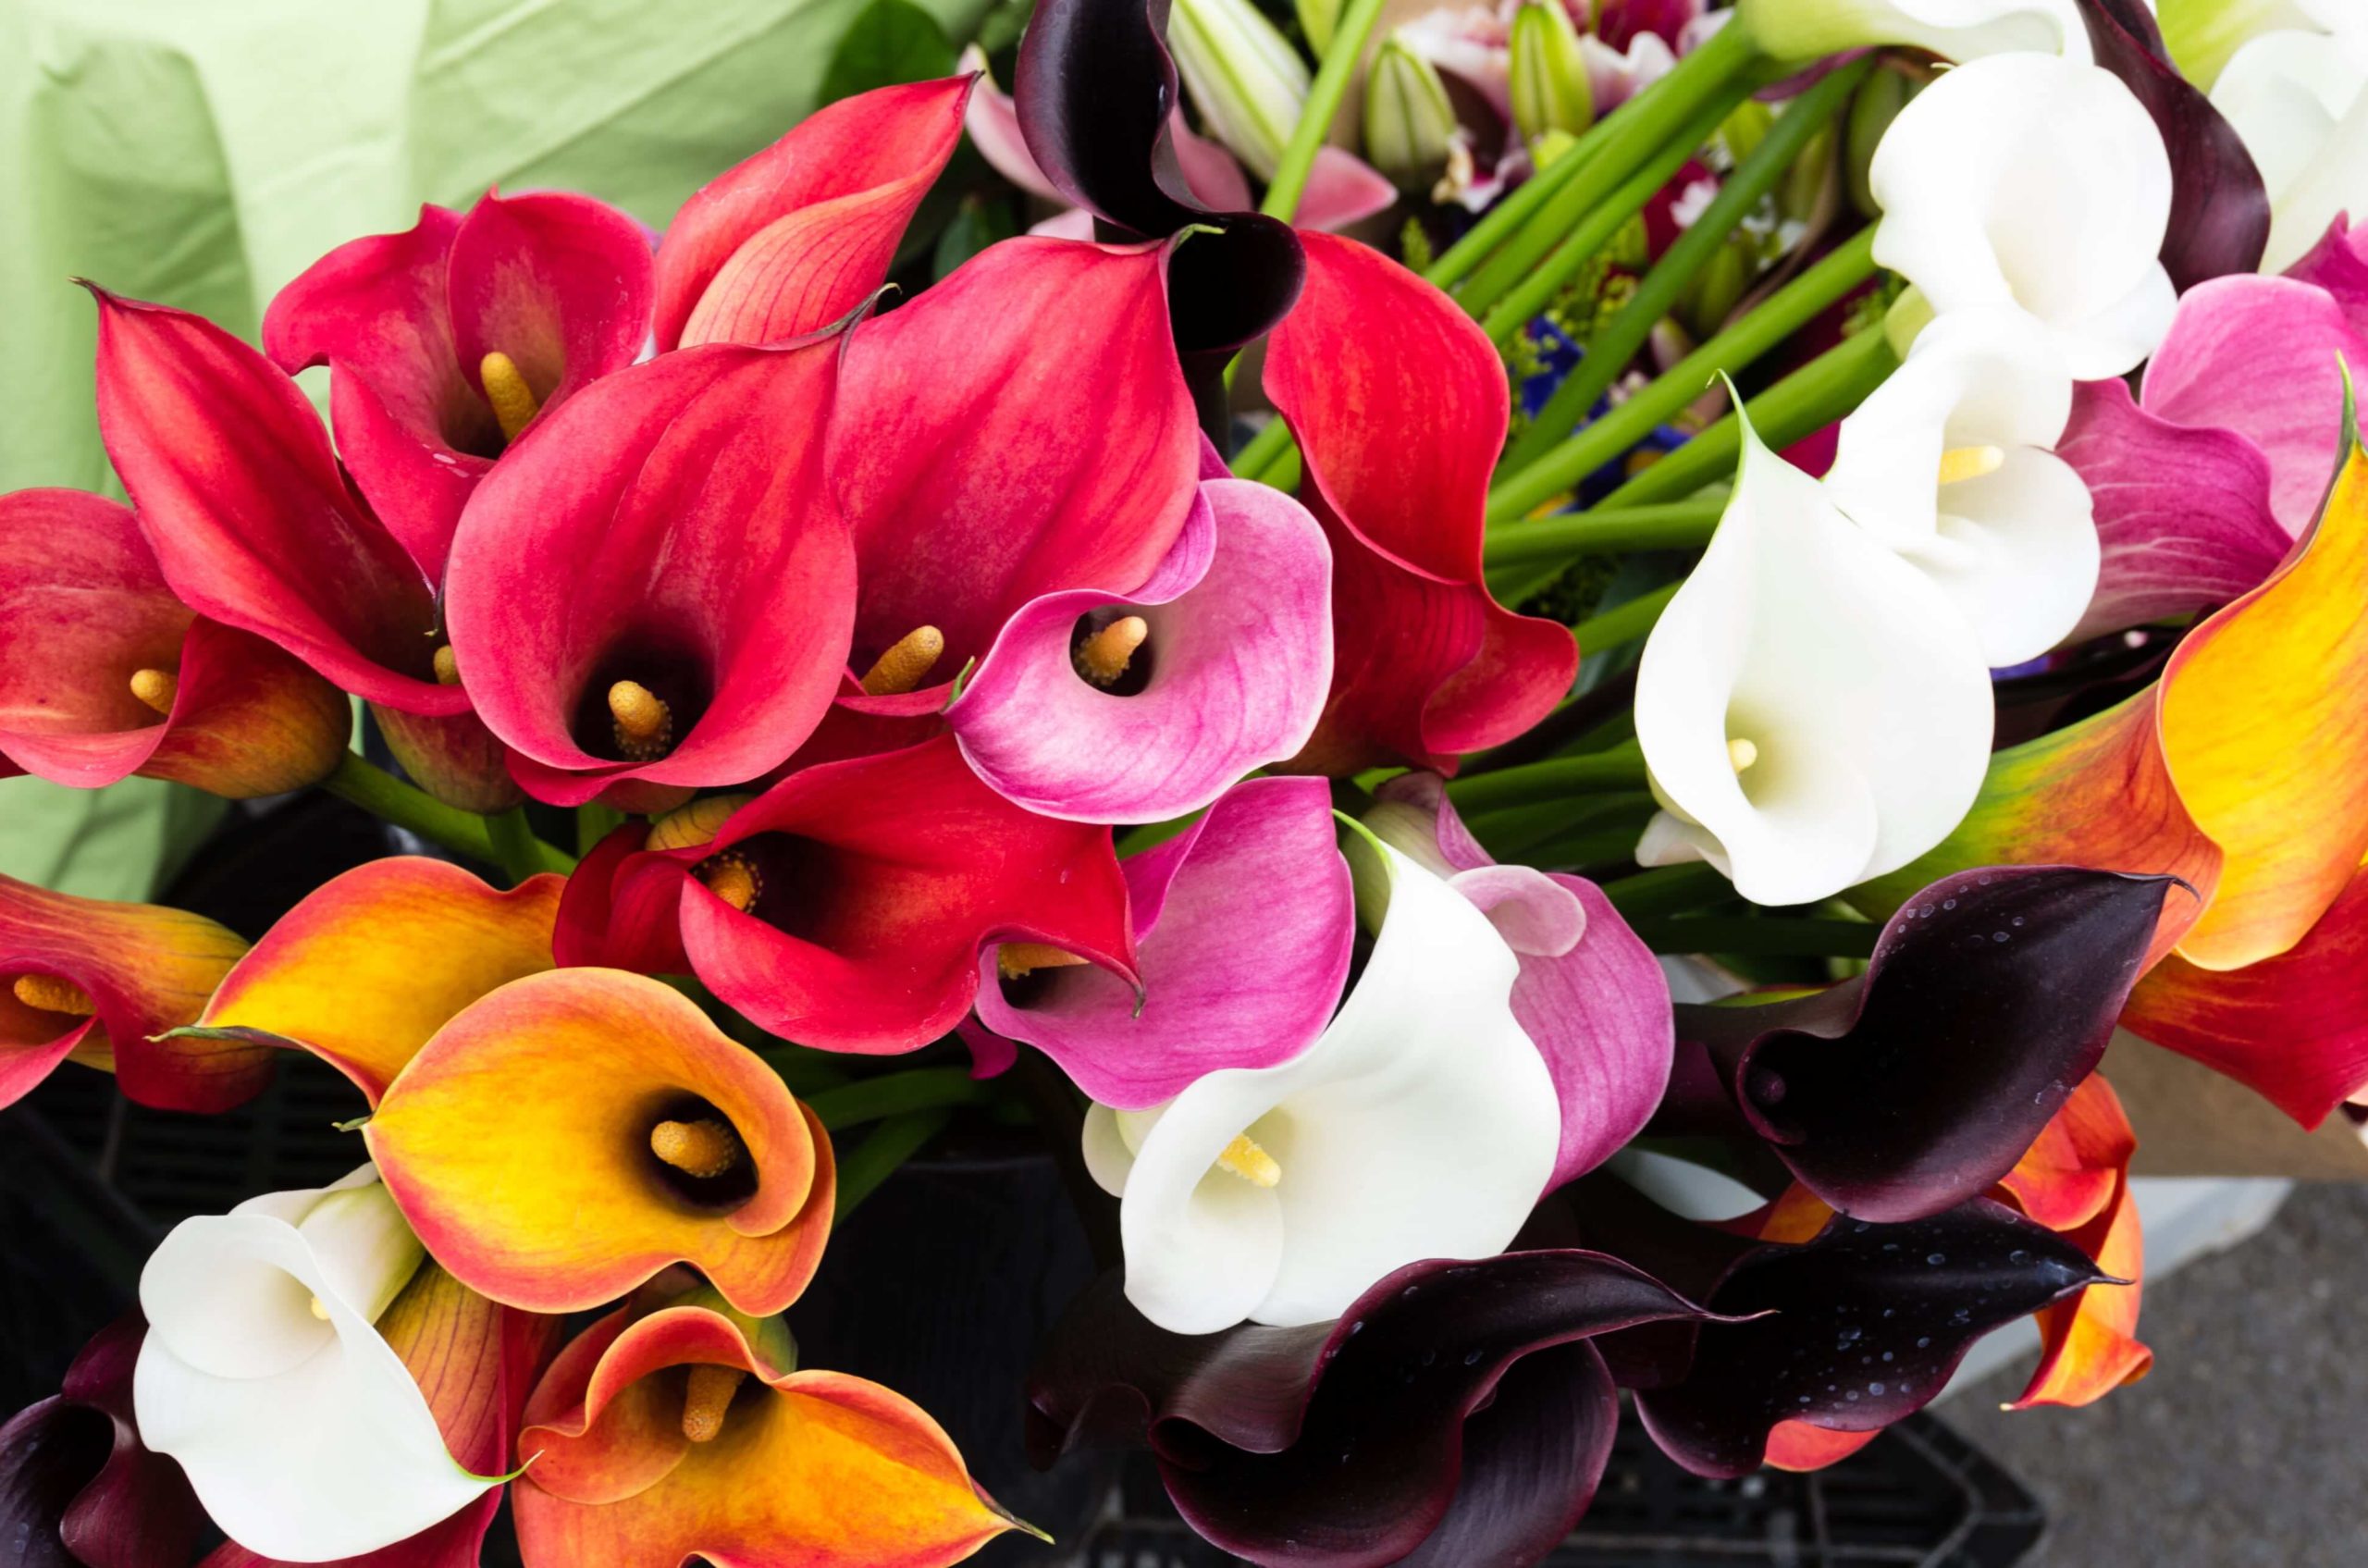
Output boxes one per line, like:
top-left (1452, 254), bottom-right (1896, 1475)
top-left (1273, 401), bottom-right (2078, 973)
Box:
top-left (513, 1304), bottom-right (1022, 1568)
top-left (0, 873), bottom-right (253, 1111)
top-left (365, 969), bottom-right (833, 1315)
top-left (190, 857), bottom-right (562, 1104)
top-left (1997, 1075), bottom-right (2151, 1410)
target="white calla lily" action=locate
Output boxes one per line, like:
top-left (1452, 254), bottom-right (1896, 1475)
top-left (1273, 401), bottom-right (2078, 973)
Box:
top-left (1083, 837), bottom-right (1559, 1335)
top-left (1733, 0), bottom-right (2090, 65)
top-left (2210, 8), bottom-right (2368, 271)
top-left (1869, 53), bottom-right (2175, 378)
top-left (1824, 307), bottom-right (2097, 666)
top-left (1634, 412), bottom-right (1993, 907)
top-left (135, 1167), bottom-right (494, 1562)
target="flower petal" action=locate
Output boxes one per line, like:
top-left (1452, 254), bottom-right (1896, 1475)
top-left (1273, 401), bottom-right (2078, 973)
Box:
top-left (975, 775), bottom-right (1352, 1108)
top-left (0, 1315), bottom-right (201, 1568)
top-left (445, 338), bottom-right (856, 806)
top-left (1997, 1071), bottom-right (2134, 1233)
top-left (2000, 1073), bottom-right (2152, 1408)
top-left (192, 858), bottom-right (561, 1105)
top-left (1678, 867), bottom-right (2177, 1222)
top-left (1264, 232), bottom-right (1574, 773)
top-left (91, 290), bottom-right (460, 714)
top-left (366, 969), bottom-right (832, 1315)
top-left (947, 475), bottom-right (1333, 822)
top-left (446, 190), bottom-right (653, 430)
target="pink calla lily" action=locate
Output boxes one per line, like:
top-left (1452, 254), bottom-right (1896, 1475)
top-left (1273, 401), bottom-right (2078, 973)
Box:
top-left (264, 190), bottom-right (655, 583)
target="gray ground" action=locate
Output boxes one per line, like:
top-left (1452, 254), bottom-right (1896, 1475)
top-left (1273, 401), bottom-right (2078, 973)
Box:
top-left (1951, 1181), bottom-right (2368, 1568)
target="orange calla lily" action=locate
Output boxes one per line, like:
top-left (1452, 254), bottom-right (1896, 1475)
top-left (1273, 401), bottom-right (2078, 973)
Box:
top-left (186, 856), bottom-right (562, 1103)
top-left (512, 1303), bottom-right (1023, 1568)
top-left (1856, 425), bottom-right (2368, 1118)
top-left (364, 968), bottom-right (833, 1315)
top-left (0, 874), bottom-right (254, 1111)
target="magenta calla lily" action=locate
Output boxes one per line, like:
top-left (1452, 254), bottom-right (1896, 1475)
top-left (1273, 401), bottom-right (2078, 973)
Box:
top-left (264, 190), bottom-right (655, 582)
top-left (443, 335), bottom-right (857, 809)
top-left (1368, 773), bottom-right (1674, 1190)
top-left (945, 460), bottom-right (1333, 824)
top-left (974, 775), bottom-right (1354, 1107)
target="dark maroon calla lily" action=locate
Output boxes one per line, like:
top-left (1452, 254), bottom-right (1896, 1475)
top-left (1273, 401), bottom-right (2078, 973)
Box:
top-left (0, 1315), bottom-right (201, 1568)
top-left (654, 75), bottom-right (971, 351)
top-left (1027, 1253), bottom-right (1710, 1568)
top-left (1264, 233), bottom-right (1577, 775)
top-left (90, 290), bottom-right (517, 809)
top-left (1623, 1198), bottom-right (2107, 1479)
top-left (555, 735), bottom-right (1135, 1054)
top-left (264, 190), bottom-right (654, 583)
top-left (1659, 867), bottom-right (2178, 1223)
top-left (443, 331), bottom-right (856, 810)
top-left (2077, 0), bottom-right (2269, 290)
top-left (829, 236), bottom-right (1202, 704)
top-left (0, 488), bottom-right (348, 798)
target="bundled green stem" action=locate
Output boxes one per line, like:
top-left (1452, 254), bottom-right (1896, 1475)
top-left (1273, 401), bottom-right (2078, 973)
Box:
top-left (322, 751), bottom-right (573, 876)
top-left (1445, 740), bottom-right (1649, 815)
top-left (1261, 0), bottom-right (1390, 221)
top-left (805, 1067), bottom-right (993, 1131)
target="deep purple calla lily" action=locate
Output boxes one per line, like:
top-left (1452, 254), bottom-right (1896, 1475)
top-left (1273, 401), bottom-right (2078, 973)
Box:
top-left (0, 1315), bottom-right (201, 1568)
top-left (945, 453), bottom-right (1333, 823)
top-left (2077, 0), bottom-right (2269, 290)
top-left (1661, 867), bottom-right (2178, 1222)
top-left (2065, 228), bottom-right (2368, 638)
top-left (974, 775), bottom-right (1353, 1106)
top-left (1026, 1253), bottom-right (1710, 1568)
top-left (1368, 773), bottom-right (1673, 1191)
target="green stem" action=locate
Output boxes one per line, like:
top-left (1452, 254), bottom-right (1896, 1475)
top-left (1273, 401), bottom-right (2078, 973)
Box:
top-left (484, 808), bottom-right (549, 885)
top-left (1472, 91), bottom-right (1739, 339)
top-left (1572, 581), bottom-right (1679, 652)
top-left (1444, 740), bottom-right (1649, 815)
top-left (1500, 57), bottom-right (1872, 465)
top-left (1598, 860), bottom-right (1733, 919)
top-left (1442, 19), bottom-right (1759, 308)
top-left (1487, 227), bottom-right (1880, 525)
top-left (1262, 0), bottom-right (1390, 222)
top-left (322, 751), bottom-right (500, 865)
top-left (1626, 916), bottom-right (1878, 958)
top-left (804, 1067), bottom-right (991, 1131)
top-left (1231, 417), bottom-right (1296, 486)
top-left (832, 1108), bottom-right (954, 1223)
top-left (576, 802), bottom-right (625, 857)
top-left (1594, 326), bottom-right (1900, 512)
top-left (1483, 500), bottom-right (1724, 565)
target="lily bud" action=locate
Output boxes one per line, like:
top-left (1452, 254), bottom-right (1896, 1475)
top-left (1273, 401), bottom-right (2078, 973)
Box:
top-left (1363, 31), bottom-right (1458, 189)
top-left (1732, 0), bottom-right (2090, 65)
top-left (1167, 0), bottom-right (1313, 181)
top-left (1510, 0), bottom-right (1597, 145)
top-left (1845, 66), bottom-right (1915, 219)
top-left (1297, 0), bottom-right (1343, 58)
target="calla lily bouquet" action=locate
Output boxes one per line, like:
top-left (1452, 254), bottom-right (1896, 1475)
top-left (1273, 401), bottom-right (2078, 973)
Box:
top-left (4, 0), bottom-right (2364, 1563)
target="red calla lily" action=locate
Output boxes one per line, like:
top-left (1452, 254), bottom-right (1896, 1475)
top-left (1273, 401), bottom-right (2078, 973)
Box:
top-left (1264, 233), bottom-right (1577, 775)
top-left (264, 190), bottom-right (655, 583)
top-left (557, 735), bottom-right (1135, 1054)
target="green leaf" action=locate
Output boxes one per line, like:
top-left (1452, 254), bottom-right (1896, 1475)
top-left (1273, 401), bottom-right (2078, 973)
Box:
top-left (974, 0), bottom-right (1035, 58)
top-left (821, 0), bottom-right (958, 104)
top-left (933, 193), bottom-right (1019, 278)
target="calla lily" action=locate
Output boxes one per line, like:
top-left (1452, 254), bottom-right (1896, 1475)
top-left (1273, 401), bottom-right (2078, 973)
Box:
top-left (1026, 1253), bottom-right (1708, 1568)
top-left (1366, 772), bottom-right (1674, 1189)
top-left (1824, 308), bottom-right (2097, 666)
top-left (90, 290), bottom-right (513, 809)
top-left (555, 735), bottom-right (1136, 1055)
top-left (1081, 834), bottom-right (1560, 1334)
top-left (2210, 2), bottom-right (2368, 271)
top-left (513, 1303), bottom-right (1021, 1568)
top-left (0, 1315), bottom-right (200, 1568)
top-left (654, 76), bottom-right (971, 350)
top-left (944, 459), bottom-right (1333, 823)
top-left (0, 488), bottom-right (348, 798)
top-left (1869, 52), bottom-right (2174, 378)
top-left (444, 330), bottom-right (856, 810)
top-left (1634, 413), bottom-right (1993, 907)
top-left (1, 874), bottom-right (254, 1112)
top-left (1264, 232), bottom-right (1577, 774)
top-left (1733, 0), bottom-right (2090, 62)
top-left (186, 856), bottom-right (562, 1104)
top-left (1659, 867), bottom-right (2177, 1222)
top-left (975, 775), bottom-right (1354, 1108)
top-left (133, 1168), bottom-right (499, 1562)
top-left (263, 190), bottom-right (654, 582)
top-left (364, 968), bottom-right (833, 1314)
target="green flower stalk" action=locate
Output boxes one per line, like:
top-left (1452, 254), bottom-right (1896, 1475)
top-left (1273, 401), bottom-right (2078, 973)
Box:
top-left (1364, 29), bottom-right (1458, 189)
top-left (1510, 0), bottom-right (1596, 145)
top-left (1168, 0), bottom-right (1312, 179)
